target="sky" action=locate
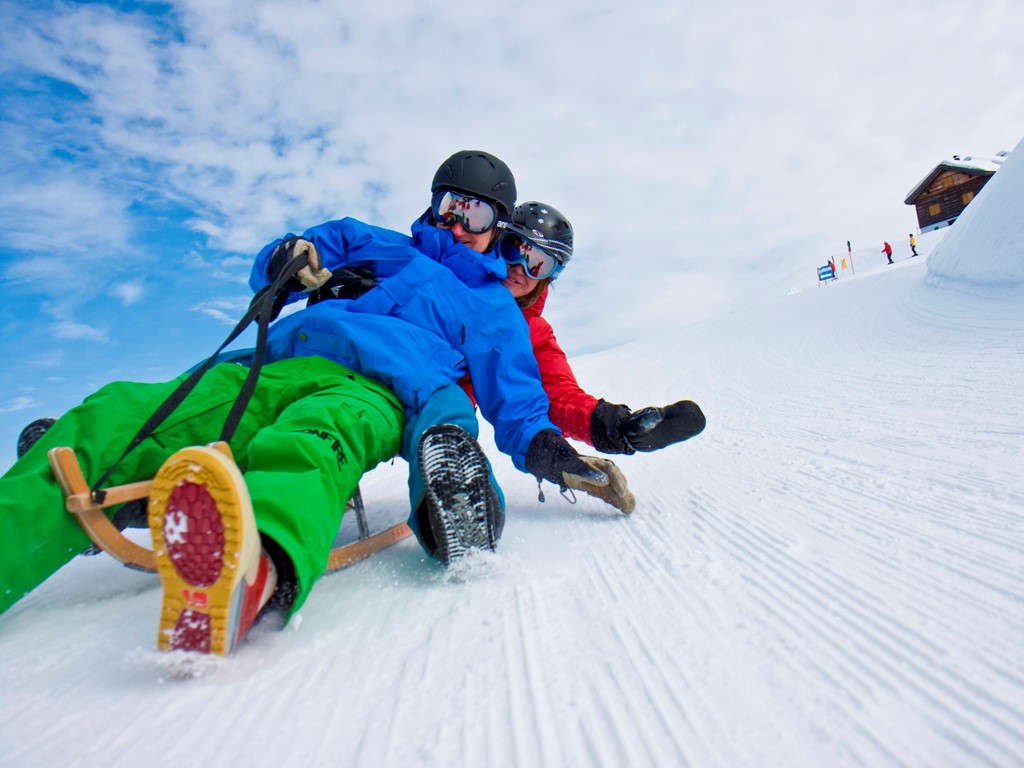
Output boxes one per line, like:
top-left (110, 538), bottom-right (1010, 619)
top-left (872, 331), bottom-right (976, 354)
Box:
top-left (1, 142), bottom-right (1021, 766)
top-left (1, 0), bottom-right (1023, 469)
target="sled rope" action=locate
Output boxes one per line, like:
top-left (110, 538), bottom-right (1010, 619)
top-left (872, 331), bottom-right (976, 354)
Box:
top-left (89, 253), bottom-right (309, 503)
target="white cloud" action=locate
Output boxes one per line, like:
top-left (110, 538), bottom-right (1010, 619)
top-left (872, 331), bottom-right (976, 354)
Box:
top-left (7, 1), bottom-right (1022, 256)
top-left (52, 321), bottom-right (109, 343)
top-left (182, 250), bottom-right (252, 284)
top-left (194, 307), bottom-right (239, 325)
top-left (0, 0), bottom-right (1022, 358)
top-left (28, 351), bottom-right (64, 369)
top-left (192, 296), bottom-right (254, 325)
top-left (0, 396), bottom-right (37, 413)
top-left (0, 177), bottom-right (131, 258)
top-left (112, 282), bottom-right (145, 305)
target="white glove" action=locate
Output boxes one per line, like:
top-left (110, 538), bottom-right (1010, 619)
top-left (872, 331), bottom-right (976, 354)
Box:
top-left (267, 237), bottom-right (333, 292)
top-left (564, 455), bottom-right (636, 515)
top-left (291, 238), bottom-right (333, 292)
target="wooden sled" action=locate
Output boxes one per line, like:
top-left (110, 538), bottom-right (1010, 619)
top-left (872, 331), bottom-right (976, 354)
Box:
top-left (48, 445), bottom-right (412, 575)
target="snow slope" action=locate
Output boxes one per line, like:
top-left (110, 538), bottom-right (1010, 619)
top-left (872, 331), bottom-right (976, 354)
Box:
top-left (1, 166), bottom-right (1023, 765)
top-left (926, 136), bottom-right (1024, 290)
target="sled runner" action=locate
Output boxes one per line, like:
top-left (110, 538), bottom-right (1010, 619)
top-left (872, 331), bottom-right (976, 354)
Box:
top-left (48, 444), bottom-right (411, 575)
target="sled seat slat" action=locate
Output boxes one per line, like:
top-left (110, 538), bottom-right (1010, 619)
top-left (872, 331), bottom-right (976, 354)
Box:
top-left (49, 446), bottom-right (157, 571)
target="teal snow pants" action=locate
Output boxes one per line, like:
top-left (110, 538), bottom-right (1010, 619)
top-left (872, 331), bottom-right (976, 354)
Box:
top-left (0, 356), bottom-right (403, 616)
top-left (401, 383), bottom-right (505, 556)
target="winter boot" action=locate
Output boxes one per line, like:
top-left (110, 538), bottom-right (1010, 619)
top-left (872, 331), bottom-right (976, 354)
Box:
top-left (16, 417), bottom-right (57, 459)
top-left (418, 424), bottom-right (504, 564)
top-left (148, 444), bottom-right (276, 655)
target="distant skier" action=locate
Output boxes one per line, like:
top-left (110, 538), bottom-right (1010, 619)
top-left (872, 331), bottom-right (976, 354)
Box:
top-left (909, 234), bottom-right (918, 257)
top-left (883, 241), bottom-right (894, 264)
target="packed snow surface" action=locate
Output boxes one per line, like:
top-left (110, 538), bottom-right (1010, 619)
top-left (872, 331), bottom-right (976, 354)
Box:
top-left (2, 147), bottom-right (1023, 765)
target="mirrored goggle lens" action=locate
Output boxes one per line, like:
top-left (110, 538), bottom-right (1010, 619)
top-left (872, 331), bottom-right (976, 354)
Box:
top-left (498, 234), bottom-right (559, 280)
top-left (431, 189), bottom-right (498, 234)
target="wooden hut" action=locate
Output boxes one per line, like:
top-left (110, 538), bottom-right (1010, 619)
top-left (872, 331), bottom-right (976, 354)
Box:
top-left (904, 154), bottom-right (1005, 233)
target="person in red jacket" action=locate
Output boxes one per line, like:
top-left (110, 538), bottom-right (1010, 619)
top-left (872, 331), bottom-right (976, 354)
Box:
top-left (494, 201), bottom-right (706, 456)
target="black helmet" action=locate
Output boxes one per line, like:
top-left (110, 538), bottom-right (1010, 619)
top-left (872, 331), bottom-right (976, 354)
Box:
top-left (432, 150), bottom-right (517, 217)
top-left (510, 201), bottom-right (573, 266)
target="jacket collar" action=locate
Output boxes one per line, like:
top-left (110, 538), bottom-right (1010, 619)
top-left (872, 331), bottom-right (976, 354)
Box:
top-left (410, 212), bottom-right (507, 284)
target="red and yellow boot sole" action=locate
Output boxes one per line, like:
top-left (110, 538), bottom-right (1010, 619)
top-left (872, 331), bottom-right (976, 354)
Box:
top-left (148, 444), bottom-right (260, 656)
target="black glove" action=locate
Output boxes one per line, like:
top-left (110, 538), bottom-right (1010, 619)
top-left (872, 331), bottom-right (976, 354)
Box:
top-left (622, 400), bottom-right (706, 451)
top-left (590, 400), bottom-right (634, 454)
top-left (307, 267), bottom-right (379, 305)
top-left (265, 237), bottom-right (332, 292)
top-left (525, 429), bottom-right (608, 489)
top-left (591, 399), bottom-right (706, 454)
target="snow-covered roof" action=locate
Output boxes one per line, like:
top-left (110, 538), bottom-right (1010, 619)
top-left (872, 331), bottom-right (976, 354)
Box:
top-left (904, 151), bottom-right (1009, 204)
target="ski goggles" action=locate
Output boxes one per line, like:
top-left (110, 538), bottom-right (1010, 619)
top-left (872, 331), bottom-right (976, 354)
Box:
top-left (497, 231), bottom-right (564, 281)
top-left (430, 188), bottom-right (500, 234)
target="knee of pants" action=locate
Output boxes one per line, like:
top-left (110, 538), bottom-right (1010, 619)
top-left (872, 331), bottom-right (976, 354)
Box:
top-left (400, 385), bottom-right (479, 462)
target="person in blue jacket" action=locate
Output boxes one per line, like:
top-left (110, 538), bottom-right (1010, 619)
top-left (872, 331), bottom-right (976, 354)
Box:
top-left (1, 151), bottom-right (625, 660)
top-left (250, 150), bottom-right (623, 564)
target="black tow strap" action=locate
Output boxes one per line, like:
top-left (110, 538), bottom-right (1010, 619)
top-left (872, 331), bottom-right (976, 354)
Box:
top-left (90, 254), bottom-right (309, 504)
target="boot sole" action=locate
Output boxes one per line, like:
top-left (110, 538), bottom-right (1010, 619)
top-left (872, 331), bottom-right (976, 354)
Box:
top-left (148, 446), bottom-right (258, 655)
top-left (418, 425), bottom-right (502, 564)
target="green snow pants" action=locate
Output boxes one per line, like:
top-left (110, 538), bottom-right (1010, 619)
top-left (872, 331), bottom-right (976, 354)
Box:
top-left (0, 356), bottom-right (403, 616)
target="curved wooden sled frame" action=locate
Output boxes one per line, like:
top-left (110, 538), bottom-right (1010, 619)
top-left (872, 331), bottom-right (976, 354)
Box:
top-left (48, 446), bottom-right (412, 574)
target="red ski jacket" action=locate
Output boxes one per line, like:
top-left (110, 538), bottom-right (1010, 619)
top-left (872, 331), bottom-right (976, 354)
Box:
top-left (461, 287), bottom-right (600, 445)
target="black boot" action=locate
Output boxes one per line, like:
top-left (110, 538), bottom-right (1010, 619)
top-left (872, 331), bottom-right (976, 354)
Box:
top-left (417, 424), bottom-right (504, 564)
top-left (16, 416), bottom-right (149, 531)
top-left (16, 417), bottom-right (57, 459)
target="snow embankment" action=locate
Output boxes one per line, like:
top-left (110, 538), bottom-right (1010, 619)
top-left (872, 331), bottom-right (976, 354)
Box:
top-left (926, 135), bottom-right (1024, 293)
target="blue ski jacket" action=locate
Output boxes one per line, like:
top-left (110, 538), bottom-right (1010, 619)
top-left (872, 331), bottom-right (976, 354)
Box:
top-left (249, 215), bottom-right (557, 471)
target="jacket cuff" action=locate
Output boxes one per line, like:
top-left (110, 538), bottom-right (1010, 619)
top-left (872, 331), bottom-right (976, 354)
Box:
top-left (589, 400), bottom-right (635, 454)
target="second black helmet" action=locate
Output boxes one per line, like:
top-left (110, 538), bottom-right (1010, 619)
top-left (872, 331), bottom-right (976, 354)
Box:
top-left (511, 201), bottom-right (573, 266)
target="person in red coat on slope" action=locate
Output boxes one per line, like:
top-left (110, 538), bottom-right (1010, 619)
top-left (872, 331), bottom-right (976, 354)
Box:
top-left (483, 201), bottom-right (706, 457)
